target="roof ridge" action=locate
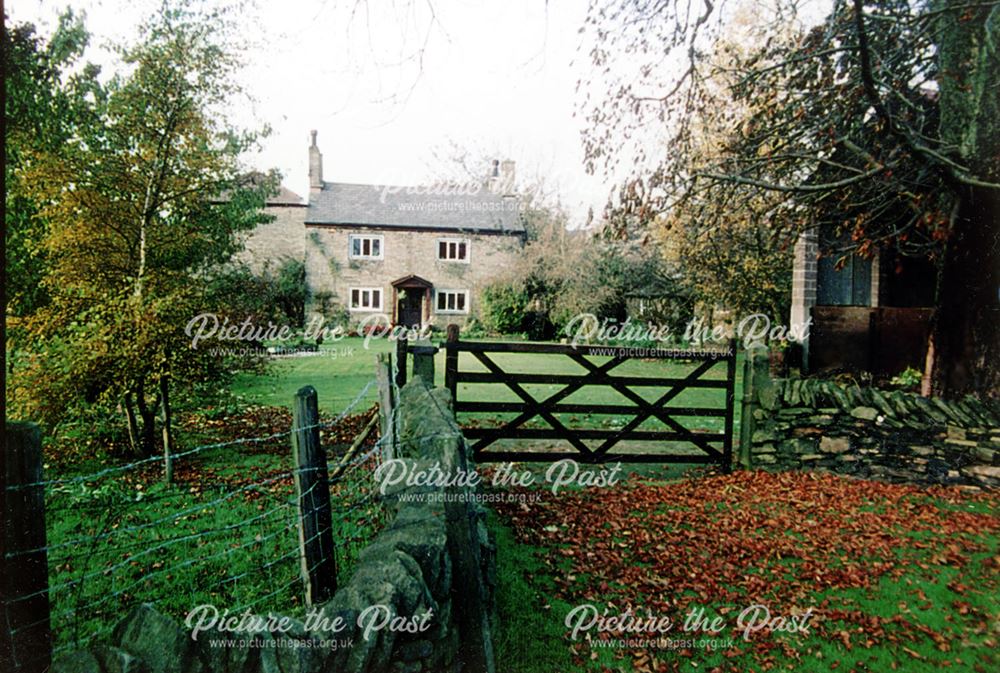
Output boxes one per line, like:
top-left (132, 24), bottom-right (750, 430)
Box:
top-left (306, 179), bottom-right (525, 234)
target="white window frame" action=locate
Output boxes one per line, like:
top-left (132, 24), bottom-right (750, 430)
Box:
top-left (349, 234), bottom-right (384, 260)
top-left (349, 287), bottom-right (384, 312)
top-left (436, 237), bottom-right (470, 263)
top-left (435, 289), bottom-right (470, 315)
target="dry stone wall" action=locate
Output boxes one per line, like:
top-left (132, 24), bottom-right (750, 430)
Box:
top-left (744, 354), bottom-right (1000, 488)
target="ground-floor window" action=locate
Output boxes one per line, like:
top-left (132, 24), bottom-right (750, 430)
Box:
top-left (435, 289), bottom-right (469, 314)
top-left (349, 287), bottom-right (383, 311)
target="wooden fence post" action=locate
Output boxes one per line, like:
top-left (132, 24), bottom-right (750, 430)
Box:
top-left (739, 349), bottom-right (756, 469)
top-left (411, 341), bottom-right (437, 386)
top-left (3, 422), bottom-right (52, 673)
top-left (395, 336), bottom-right (408, 387)
top-left (444, 324), bottom-right (460, 404)
top-left (375, 353), bottom-right (396, 460)
top-left (722, 338), bottom-right (737, 474)
top-left (291, 386), bottom-right (337, 606)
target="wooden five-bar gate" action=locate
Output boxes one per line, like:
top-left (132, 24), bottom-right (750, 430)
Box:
top-left (399, 325), bottom-right (738, 471)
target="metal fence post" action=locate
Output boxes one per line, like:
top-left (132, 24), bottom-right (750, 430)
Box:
top-left (291, 386), bottom-right (337, 605)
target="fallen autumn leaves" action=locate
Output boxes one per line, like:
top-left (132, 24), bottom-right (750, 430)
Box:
top-left (492, 469), bottom-right (999, 672)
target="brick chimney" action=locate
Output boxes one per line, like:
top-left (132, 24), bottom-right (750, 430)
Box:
top-left (485, 159), bottom-right (500, 193)
top-left (309, 130), bottom-right (323, 192)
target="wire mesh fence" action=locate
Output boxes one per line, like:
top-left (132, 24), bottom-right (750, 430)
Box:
top-left (4, 378), bottom-right (395, 667)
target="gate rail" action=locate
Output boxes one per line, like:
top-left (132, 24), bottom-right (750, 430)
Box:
top-left (425, 325), bottom-right (737, 470)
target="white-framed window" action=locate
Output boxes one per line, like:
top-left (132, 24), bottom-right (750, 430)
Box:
top-left (435, 289), bottom-right (469, 314)
top-left (349, 287), bottom-right (383, 311)
top-left (349, 234), bottom-right (384, 260)
top-left (436, 237), bottom-right (470, 262)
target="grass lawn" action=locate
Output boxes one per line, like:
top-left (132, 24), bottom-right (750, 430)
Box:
top-left (489, 510), bottom-right (579, 672)
top-left (46, 466), bottom-right (302, 652)
top-left (228, 338), bottom-right (395, 412)
top-left (488, 469), bottom-right (1000, 673)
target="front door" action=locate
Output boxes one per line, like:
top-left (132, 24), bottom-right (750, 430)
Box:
top-left (398, 290), bottom-right (422, 328)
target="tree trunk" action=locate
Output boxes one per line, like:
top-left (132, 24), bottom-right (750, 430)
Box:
top-left (123, 391), bottom-right (141, 456)
top-left (930, 186), bottom-right (1000, 399)
top-left (134, 377), bottom-right (160, 457)
top-left (160, 375), bottom-right (173, 485)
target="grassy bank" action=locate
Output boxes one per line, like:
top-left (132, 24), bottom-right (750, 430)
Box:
top-left (43, 404), bottom-right (384, 653)
top-left (488, 513), bottom-right (576, 673)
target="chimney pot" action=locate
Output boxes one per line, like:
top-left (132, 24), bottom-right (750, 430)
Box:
top-left (499, 159), bottom-right (515, 195)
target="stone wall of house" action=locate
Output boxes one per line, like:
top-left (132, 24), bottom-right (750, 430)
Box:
top-left (52, 379), bottom-right (496, 673)
top-left (237, 204), bottom-right (308, 273)
top-left (742, 353), bottom-right (1000, 488)
top-left (304, 225), bottom-right (524, 327)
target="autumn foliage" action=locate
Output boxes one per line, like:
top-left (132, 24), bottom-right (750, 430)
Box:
top-left (493, 469), bottom-right (999, 671)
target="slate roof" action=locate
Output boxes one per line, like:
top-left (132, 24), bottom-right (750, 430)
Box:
top-left (266, 184), bottom-right (306, 206)
top-left (306, 181), bottom-right (524, 234)
top-left (211, 174), bottom-right (305, 206)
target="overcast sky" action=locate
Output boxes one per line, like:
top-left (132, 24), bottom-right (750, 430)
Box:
top-left (10, 0), bottom-right (620, 226)
top-left (9, 1), bottom-right (833, 227)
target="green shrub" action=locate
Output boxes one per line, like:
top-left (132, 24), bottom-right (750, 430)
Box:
top-left (270, 259), bottom-right (307, 325)
top-left (207, 259), bottom-right (306, 327)
top-left (461, 317), bottom-right (488, 339)
top-left (481, 283), bottom-right (530, 334)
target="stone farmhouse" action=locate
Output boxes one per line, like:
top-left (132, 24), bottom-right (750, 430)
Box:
top-left (242, 131), bottom-right (526, 329)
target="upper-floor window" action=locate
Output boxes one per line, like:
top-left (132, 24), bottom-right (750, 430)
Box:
top-left (437, 238), bottom-right (469, 262)
top-left (350, 234), bottom-right (383, 260)
top-left (349, 287), bottom-right (383, 311)
top-left (436, 289), bottom-right (469, 314)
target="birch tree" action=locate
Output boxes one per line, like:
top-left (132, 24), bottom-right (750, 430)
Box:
top-left (11, 3), bottom-right (273, 456)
